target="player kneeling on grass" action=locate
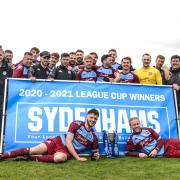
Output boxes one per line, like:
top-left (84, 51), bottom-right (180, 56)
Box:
top-left (126, 117), bottom-right (180, 158)
top-left (0, 109), bottom-right (100, 163)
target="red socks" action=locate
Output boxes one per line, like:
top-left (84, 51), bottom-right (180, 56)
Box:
top-left (1, 148), bottom-right (55, 163)
top-left (2, 148), bottom-right (30, 159)
top-left (31, 155), bottom-right (54, 162)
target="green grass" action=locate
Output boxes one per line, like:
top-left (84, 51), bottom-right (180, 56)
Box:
top-left (0, 156), bottom-right (180, 180)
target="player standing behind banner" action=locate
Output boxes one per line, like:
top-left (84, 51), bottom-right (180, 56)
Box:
top-left (96, 54), bottom-right (120, 83)
top-left (126, 117), bottom-right (180, 158)
top-left (134, 53), bottom-right (162, 85)
top-left (118, 57), bottom-right (139, 83)
top-left (0, 109), bottom-right (100, 163)
top-left (76, 55), bottom-right (97, 81)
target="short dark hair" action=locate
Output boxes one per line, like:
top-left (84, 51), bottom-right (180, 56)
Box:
top-left (87, 108), bottom-right (99, 117)
top-left (121, 56), bottom-right (132, 64)
top-left (5, 49), bottom-right (13, 54)
top-left (24, 52), bottom-right (33, 56)
top-left (89, 52), bottom-right (98, 59)
top-left (171, 55), bottom-right (180, 61)
top-left (51, 52), bottom-right (60, 59)
top-left (30, 47), bottom-right (40, 54)
top-left (108, 49), bottom-right (117, 53)
top-left (142, 53), bottom-right (151, 58)
top-left (156, 55), bottom-right (165, 60)
top-left (69, 52), bottom-right (76, 55)
top-left (61, 53), bottom-right (69, 59)
top-left (76, 49), bottom-right (84, 54)
top-left (101, 54), bottom-right (110, 63)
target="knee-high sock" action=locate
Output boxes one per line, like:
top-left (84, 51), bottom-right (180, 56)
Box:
top-left (31, 155), bottom-right (54, 163)
top-left (2, 148), bottom-right (30, 159)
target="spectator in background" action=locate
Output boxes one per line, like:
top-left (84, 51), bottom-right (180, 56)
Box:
top-left (154, 55), bottom-right (169, 85)
top-left (68, 52), bottom-right (79, 73)
top-left (108, 49), bottom-right (121, 70)
top-left (49, 53), bottom-right (76, 80)
top-left (134, 53), bottom-right (162, 85)
top-left (30, 47), bottom-right (40, 65)
top-left (167, 55), bottom-right (180, 115)
top-left (76, 55), bottom-right (97, 81)
top-left (0, 49), bottom-right (13, 132)
top-left (96, 54), bottom-right (120, 82)
top-left (76, 49), bottom-right (84, 66)
top-left (12, 52), bottom-right (33, 78)
top-left (28, 51), bottom-right (50, 81)
top-left (118, 57), bottom-right (139, 83)
top-left (89, 52), bottom-right (98, 65)
top-left (48, 52), bottom-right (60, 72)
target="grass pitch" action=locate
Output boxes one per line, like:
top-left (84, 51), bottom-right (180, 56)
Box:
top-left (0, 156), bottom-right (180, 180)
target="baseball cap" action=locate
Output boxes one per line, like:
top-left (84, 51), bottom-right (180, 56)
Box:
top-left (40, 51), bottom-right (50, 58)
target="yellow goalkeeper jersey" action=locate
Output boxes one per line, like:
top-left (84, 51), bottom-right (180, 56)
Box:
top-left (134, 67), bottom-right (162, 85)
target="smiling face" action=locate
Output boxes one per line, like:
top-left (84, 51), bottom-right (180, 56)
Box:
top-left (109, 50), bottom-right (117, 63)
top-left (76, 51), bottom-right (84, 62)
top-left (142, 54), bottom-right (151, 68)
top-left (31, 49), bottom-right (39, 60)
top-left (69, 53), bottom-right (77, 65)
top-left (86, 113), bottom-right (98, 128)
top-left (22, 54), bottom-right (33, 67)
top-left (40, 56), bottom-right (50, 67)
top-left (84, 56), bottom-right (93, 70)
top-left (171, 58), bottom-right (180, 70)
top-left (5, 52), bottom-right (13, 62)
top-left (156, 58), bottom-right (165, 68)
top-left (61, 56), bottom-right (69, 67)
top-left (129, 118), bottom-right (141, 133)
top-left (49, 55), bottom-right (59, 66)
top-left (121, 58), bottom-right (131, 71)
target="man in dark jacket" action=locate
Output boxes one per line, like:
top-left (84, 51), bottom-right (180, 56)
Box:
top-left (167, 55), bottom-right (180, 116)
top-left (28, 51), bottom-right (51, 81)
top-left (49, 53), bottom-right (76, 80)
top-left (0, 49), bottom-right (13, 132)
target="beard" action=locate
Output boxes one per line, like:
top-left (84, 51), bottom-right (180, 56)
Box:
top-left (87, 119), bottom-right (95, 127)
top-left (77, 58), bottom-right (83, 62)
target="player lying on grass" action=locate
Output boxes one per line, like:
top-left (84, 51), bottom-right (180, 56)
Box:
top-left (0, 108), bottom-right (100, 163)
top-left (126, 117), bottom-right (180, 158)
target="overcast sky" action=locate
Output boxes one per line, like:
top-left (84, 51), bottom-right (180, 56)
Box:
top-left (1, 0), bottom-right (180, 68)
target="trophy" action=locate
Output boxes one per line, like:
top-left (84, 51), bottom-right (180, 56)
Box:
top-left (103, 126), bottom-right (119, 158)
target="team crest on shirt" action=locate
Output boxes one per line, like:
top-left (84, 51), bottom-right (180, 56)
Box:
top-left (3, 71), bottom-right (7, 75)
top-left (148, 72), bottom-right (152, 76)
